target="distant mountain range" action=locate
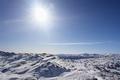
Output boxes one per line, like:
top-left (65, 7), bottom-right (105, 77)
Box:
top-left (0, 51), bottom-right (120, 80)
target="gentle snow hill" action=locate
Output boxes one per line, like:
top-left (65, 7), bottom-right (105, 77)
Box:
top-left (0, 51), bottom-right (120, 80)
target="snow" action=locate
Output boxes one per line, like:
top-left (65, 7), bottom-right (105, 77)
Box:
top-left (0, 51), bottom-right (120, 80)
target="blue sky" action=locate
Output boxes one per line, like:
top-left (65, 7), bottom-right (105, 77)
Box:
top-left (0, 0), bottom-right (120, 54)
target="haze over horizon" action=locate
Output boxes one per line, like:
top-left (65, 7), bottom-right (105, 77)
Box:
top-left (0, 0), bottom-right (120, 54)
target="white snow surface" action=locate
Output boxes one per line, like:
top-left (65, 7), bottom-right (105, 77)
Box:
top-left (0, 51), bottom-right (120, 80)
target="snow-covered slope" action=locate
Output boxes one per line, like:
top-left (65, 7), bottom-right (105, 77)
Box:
top-left (0, 51), bottom-right (120, 80)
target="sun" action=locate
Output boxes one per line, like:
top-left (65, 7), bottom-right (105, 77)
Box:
top-left (29, 2), bottom-right (55, 32)
top-left (32, 5), bottom-right (50, 24)
top-left (30, 3), bottom-right (53, 29)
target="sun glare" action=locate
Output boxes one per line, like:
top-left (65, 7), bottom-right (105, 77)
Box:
top-left (30, 3), bottom-right (53, 31)
top-left (33, 5), bottom-right (50, 23)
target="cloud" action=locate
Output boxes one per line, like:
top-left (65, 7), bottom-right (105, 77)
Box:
top-left (1, 19), bottom-right (26, 24)
top-left (45, 42), bottom-right (105, 46)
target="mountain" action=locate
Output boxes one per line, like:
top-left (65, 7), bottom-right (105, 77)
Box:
top-left (0, 51), bottom-right (120, 80)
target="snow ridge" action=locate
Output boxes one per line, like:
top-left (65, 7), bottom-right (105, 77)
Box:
top-left (0, 51), bottom-right (120, 80)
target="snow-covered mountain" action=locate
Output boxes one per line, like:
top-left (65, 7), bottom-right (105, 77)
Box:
top-left (0, 51), bottom-right (120, 80)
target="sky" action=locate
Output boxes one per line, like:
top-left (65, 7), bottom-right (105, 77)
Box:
top-left (0, 0), bottom-right (120, 54)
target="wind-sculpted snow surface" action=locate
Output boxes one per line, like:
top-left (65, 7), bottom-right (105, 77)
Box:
top-left (0, 51), bottom-right (120, 80)
top-left (0, 51), bottom-right (70, 80)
